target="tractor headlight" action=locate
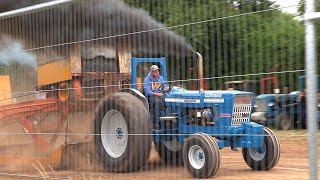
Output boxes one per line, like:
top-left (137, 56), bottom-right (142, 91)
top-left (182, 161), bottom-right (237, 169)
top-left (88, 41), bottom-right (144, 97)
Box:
top-left (268, 102), bottom-right (275, 107)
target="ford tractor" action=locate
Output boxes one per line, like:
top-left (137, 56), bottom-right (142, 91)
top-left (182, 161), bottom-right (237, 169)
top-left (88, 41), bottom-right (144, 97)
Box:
top-left (93, 53), bottom-right (280, 178)
top-left (252, 93), bottom-right (300, 130)
top-left (252, 75), bottom-right (320, 130)
top-left (293, 76), bottom-right (320, 128)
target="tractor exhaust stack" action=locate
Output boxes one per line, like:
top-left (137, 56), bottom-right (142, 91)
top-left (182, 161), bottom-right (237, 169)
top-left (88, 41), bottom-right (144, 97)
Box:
top-left (196, 52), bottom-right (204, 92)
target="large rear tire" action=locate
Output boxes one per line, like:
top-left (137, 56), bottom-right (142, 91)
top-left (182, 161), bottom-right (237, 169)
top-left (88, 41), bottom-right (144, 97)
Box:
top-left (242, 127), bottom-right (280, 171)
top-left (94, 92), bottom-right (152, 172)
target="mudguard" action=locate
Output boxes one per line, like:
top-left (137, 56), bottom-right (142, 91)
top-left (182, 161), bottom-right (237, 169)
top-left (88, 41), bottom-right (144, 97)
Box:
top-left (119, 88), bottom-right (149, 111)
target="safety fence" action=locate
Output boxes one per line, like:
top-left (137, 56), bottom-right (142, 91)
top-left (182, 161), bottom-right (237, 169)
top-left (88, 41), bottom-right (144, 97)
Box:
top-left (0, 0), bottom-right (318, 179)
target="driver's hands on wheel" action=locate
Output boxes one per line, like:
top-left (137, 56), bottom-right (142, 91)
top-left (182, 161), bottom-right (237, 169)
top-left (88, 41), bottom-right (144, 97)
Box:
top-left (153, 92), bottom-right (164, 97)
top-left (163, 87), bottom-right (170, 92)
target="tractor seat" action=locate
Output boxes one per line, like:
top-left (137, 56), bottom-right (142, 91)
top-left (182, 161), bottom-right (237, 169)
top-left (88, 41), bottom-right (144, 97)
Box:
top-left (140, 85), bottom-right (145, 95)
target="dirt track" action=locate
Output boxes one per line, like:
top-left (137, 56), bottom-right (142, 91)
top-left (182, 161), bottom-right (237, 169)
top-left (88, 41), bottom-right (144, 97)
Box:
top-left (0, 130), bottom-right (319, 180)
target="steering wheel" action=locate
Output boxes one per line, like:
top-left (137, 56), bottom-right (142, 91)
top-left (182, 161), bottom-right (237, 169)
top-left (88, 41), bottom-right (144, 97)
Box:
top-left (158, 84), bottom-right (172, 95)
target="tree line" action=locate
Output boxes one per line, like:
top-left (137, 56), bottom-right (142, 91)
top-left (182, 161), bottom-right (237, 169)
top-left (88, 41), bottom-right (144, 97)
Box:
top-left (125, 0), bottom-right (306, 92)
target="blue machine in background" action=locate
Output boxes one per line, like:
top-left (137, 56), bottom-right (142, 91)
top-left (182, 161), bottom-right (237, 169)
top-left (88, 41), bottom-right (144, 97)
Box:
top-left (252, 75), bottom-right (320, 129)
top-left (251, 93), bottom-right (300, 129)
top-left (296, 76), bottom-right (320, 127)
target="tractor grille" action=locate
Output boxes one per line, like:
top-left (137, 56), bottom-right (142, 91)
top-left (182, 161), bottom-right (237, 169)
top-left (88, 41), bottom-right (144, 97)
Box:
top-left (231, 105), bottom-right (252, 126)
top-left (232, 95), bottom-right (253, 126)
top-left (254, 99), bottom-right (267, 112)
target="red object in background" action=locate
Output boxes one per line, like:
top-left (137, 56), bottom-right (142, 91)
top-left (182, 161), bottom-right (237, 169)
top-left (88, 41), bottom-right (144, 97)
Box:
top-left (203, 80), bottom-right (207, 90)
top-left (190, 80), bottom-right (195, 90)
top-left (73, 79), bottom-right (83, 99)
top-left (188, 67), bottom-right (207, 90)
top-left (260, 76), bottom-right (279, 94)
top-left (190, 80), bottom-right (208, 90)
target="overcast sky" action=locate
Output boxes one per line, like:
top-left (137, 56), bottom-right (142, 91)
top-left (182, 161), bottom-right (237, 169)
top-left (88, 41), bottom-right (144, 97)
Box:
top-left (275, 0), bottom-right (300, 14)
top-left (0, 0), bottom-right (303, 15)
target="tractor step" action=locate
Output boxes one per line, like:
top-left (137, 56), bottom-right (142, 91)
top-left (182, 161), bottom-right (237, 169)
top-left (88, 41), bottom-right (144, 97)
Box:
top-left (159, 116), bottom-right (178, 123)
top-left (206, 122), bottom-right (215, 125)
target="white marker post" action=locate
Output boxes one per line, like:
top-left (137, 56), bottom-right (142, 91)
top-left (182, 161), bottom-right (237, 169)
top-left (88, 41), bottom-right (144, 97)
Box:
top-left (304, 0), bottom-right (319, 179)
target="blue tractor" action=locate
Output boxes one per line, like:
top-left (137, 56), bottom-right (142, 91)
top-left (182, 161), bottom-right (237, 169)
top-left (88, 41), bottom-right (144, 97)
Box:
top-left (93, 53), bottom-right (280, 178)
top-left (251, 93), bottom-right (300, 129)
top-left (295, 76), bottom-right (320, 128)
top-left (252, 76), bottom-right (319, 130)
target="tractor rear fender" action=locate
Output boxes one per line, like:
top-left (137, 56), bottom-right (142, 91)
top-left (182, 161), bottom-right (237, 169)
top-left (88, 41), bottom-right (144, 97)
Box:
top-left (119, 88), bottom-right (149, 111)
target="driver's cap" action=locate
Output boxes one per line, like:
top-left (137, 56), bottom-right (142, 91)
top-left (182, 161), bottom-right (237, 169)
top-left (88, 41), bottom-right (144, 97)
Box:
top-left (150, 65), bottom-right (160, 72)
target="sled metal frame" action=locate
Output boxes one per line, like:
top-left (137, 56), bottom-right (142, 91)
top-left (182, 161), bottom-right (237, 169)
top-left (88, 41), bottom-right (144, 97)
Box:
top-left (0, 98), bottom-right (69, 148)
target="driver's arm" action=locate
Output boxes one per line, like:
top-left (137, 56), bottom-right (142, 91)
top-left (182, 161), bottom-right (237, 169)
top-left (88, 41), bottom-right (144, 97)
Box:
top-left (144, 78), bottom-right (163, 96)
top-left (160, 77), bottom-right (169, 91)
top-left (143, 81), bottom-right (153, 96)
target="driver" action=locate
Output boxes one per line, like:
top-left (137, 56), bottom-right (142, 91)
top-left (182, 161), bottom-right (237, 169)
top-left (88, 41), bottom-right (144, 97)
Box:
top-left (144, 65), bottom-right (169, 129)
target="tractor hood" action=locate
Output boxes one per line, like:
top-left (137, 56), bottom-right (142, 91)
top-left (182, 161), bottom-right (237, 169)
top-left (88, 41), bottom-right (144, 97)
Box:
top-left (165, 86), bottom-right (253, 105)
top-left (255, 93), bottom-right (299, 100)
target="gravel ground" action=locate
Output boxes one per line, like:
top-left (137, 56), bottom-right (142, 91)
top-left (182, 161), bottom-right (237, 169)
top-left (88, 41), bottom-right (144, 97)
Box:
top-left (0, 130), bottom-right (319, 180)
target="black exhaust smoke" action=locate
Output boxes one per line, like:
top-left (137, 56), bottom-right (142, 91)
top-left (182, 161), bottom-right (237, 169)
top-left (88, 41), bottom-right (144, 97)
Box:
top-left (0, 0), bottom-right (195, 58)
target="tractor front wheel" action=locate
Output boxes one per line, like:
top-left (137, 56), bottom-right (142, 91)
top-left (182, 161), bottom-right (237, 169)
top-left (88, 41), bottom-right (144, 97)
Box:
top-left (275, 113), bottom-right (294, 130)
top-left (182, 133), bottom-right (220, 178)
top-left (94, 92), bottom-right (152, 172)
top-left (242, 127), bottom-right (280, 171)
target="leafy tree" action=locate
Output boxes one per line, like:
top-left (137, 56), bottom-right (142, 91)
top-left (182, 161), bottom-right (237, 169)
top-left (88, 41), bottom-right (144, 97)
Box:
top-left (228, 0), bottom-right (278, 13)
top-left (298, 0), bottom-right (320, 73)
top-left (125, 0), bottom-right (305, 91)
